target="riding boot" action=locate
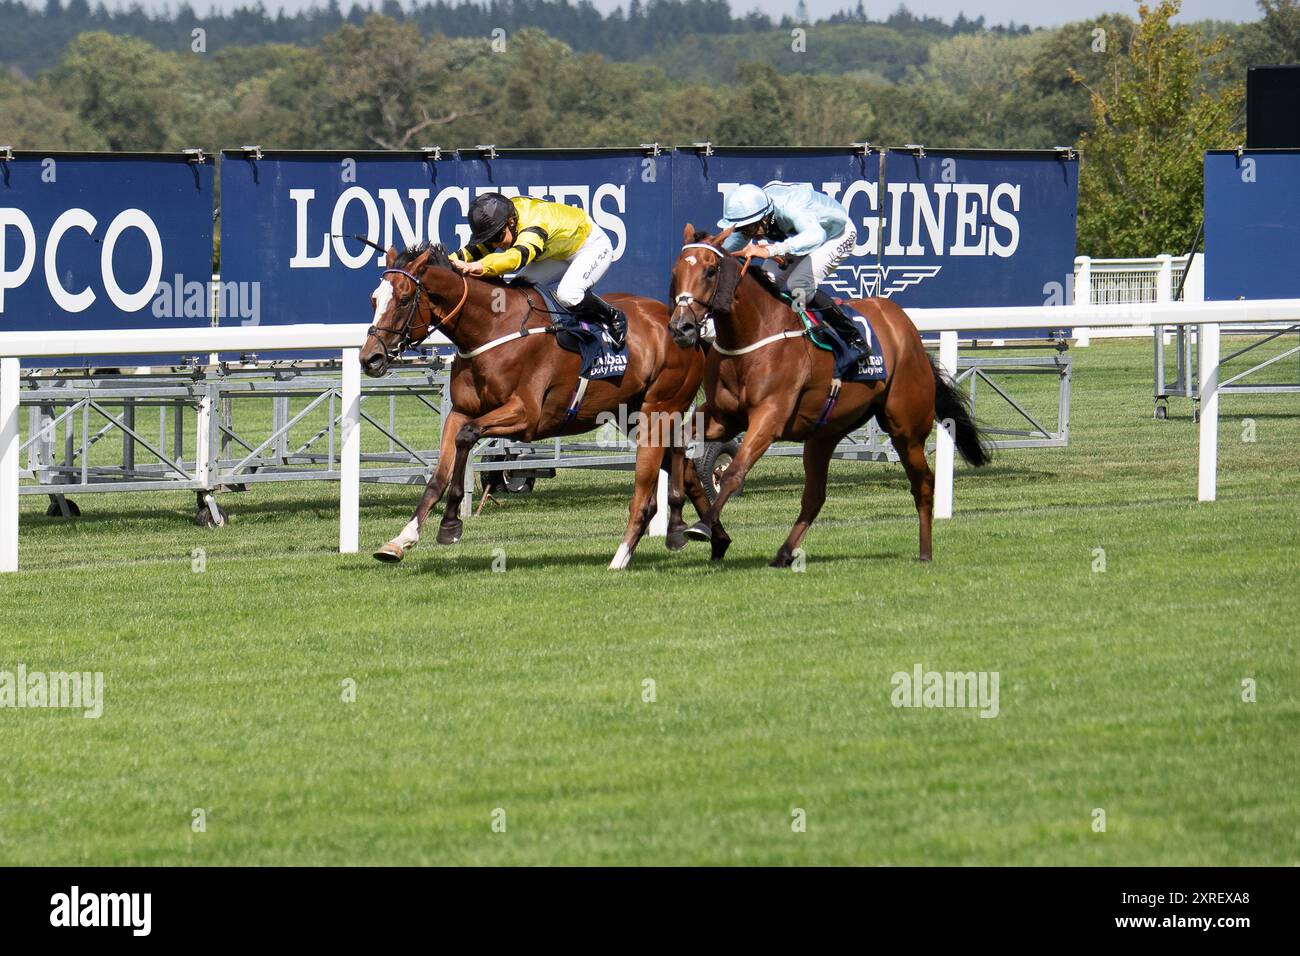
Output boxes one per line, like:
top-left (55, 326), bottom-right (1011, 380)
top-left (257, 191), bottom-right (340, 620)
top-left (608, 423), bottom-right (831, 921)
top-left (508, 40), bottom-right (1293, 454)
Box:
top-left (577, 290), bottom-right (628, 350)
top-left (809, 290), bottom-right (868, 354)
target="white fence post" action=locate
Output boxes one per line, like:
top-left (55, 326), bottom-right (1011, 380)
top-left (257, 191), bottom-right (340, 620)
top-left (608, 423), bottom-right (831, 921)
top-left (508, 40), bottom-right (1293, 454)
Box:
top-left (1, 357), bottom-right (19, 573)
top-left (194, 389), bottom-right (213, 490)
top-left (1155, 253), bottom-right (1174, 303)
top-left (1183, 253), bottom-right (1204, 303)
top-left (339, 348), bottom-right (361, 554)
top-left (1073, 256), bottom-right (1091, 347)
top-left (1198, 323), bottom-right (1221, 502)
top-left (649, 469), bottom-right (669, 537)
top-left (934, 330), bottom-right (958, 519)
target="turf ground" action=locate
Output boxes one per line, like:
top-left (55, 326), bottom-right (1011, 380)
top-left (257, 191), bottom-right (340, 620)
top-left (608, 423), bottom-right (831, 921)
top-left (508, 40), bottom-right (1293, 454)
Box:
top-left (1, 338), bottom-right (1297, 865)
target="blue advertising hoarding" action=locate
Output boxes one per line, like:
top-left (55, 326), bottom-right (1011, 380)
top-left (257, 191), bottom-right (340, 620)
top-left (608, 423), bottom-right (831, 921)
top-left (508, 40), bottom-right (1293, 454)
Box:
top-left (2, 146), bottom-right (1080, 363)
top-left (672, 147), bottom-right (1077, 313)
top-left (1204, 149), bottom-right (1300, 300)
top-left (0, 151), bottom-right (214, 364)
top-left (455, 148), bottom-right (674, 302)
top-left (218, 150), bottom-right (458, 327)
top-left (671, 145), bottom-right (878, 296)
top-left (876, 148), bottom-right (1078, 309)
top-left (218, 147), bottom-right (674, 329)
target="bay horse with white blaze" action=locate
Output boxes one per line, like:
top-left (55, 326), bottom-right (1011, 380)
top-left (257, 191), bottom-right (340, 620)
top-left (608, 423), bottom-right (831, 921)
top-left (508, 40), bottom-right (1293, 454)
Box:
top-left (668, 225), bottom-right (990, 565)
top-left (360, 241), bottom-right (710, 569)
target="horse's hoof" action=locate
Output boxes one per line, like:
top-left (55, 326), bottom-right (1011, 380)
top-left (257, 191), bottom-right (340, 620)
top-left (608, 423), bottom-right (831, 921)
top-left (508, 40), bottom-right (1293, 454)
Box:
top-left (769, 553), bottom-right (792, 569)
top-left (608, 542), bottom-right (633, 571)
top-left (373, 543), bottom-right (405, 563)
top-left (665, 531), bottom-right (687, 552)
top-left (710, 537), bottom-right (731, 562)
top-left (684, 521), bottom-right (712, 542)
top-left (436, 521), bottom-right (462, 545)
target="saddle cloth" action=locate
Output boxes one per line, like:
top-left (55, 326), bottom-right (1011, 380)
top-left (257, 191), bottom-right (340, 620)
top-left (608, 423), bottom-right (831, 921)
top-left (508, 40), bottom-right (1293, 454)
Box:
top-left (747, 264), bottom-right (886, 383)
top-left (519, 280), bottom-right (628, 381)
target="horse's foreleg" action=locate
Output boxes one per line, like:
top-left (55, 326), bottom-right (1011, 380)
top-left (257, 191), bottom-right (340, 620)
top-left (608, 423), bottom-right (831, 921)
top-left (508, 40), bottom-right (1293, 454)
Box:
top-left (374, 409), bottom-right (468, 562)
top-left (681, 456), bottom-right (731, 557)
top-left (684, 407), bottom-right (782, 562)
top-left (677, 403), bottom-right (734, 553)
top-left (438, 396), bottom-right (531, 545)
top-left (770, 431), bottom-right (838, 568)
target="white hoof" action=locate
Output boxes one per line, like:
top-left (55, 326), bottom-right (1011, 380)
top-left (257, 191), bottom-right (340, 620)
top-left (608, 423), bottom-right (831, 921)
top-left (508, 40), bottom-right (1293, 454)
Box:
top-left (608, 543), bottom-right (632, 570)
top-left (373, 541), bottom-right (406, 562)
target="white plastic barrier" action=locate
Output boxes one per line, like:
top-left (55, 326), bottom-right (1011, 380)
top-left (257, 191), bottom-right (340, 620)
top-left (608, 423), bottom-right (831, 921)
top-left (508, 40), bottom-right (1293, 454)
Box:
top-left (0, 324), bottom-right (368, 573)
top-left (4, 300), bottom-right (1300, 571)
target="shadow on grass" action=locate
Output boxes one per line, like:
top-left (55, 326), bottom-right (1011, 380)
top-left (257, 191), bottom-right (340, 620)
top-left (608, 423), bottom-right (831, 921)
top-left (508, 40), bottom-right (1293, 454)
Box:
top-left (344, 542), bottom-right (907, 576)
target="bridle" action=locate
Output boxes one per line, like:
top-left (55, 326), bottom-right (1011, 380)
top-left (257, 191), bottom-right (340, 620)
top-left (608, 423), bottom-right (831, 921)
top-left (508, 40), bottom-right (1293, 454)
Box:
top-left (367, 266), bottom-right (470, 362)
top-left (672, 242), bottom-right (724, 330)
top-left (673, 242), bottom-right (756, 333)
top-left (673, 241), bottom-right (813, 358)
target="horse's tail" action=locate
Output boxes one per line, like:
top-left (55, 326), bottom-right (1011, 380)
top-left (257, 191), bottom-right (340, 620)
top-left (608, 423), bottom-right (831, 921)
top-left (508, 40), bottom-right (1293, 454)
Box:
top-left (929, 355), bottom-right (991, 468)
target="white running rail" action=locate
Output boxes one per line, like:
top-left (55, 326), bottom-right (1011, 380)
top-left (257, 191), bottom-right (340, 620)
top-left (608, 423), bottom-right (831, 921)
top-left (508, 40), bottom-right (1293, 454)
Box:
top-left (4, 301), bottom-right (1300, 572)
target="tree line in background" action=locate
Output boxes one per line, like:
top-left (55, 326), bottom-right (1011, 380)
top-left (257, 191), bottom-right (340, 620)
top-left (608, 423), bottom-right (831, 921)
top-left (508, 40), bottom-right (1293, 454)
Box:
top-left (2, 0), bottom-right (1299, 256)
top-left (0, 0), bottom-right (1032, 78)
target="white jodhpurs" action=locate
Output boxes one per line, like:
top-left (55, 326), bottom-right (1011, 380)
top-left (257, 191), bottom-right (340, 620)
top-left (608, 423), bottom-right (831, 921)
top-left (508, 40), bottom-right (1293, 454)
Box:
top-left (514, 223), bottom-right (615, 308)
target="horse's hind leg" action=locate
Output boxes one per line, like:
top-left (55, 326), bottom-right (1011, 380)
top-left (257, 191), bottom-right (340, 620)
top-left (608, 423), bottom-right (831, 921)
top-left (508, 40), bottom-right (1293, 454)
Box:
top-left (438, 396), bottom-right (531, 545)
top-left (374, 409), bottom-right (468, 562)
top-left (886, 428), bottom-right (935, 562)
top-left (663, 445), bottom-right (688, 552)
top-left (770, 430), bottom-right (838, 568)
top-left (610, 439), bottom-right (665, 570)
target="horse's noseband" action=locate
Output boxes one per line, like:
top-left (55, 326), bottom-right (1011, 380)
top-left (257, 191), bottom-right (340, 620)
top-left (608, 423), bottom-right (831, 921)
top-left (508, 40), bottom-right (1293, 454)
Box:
top-left (673, 243), bottom-right (732, 332)
top-left (366, 268), bottom-right (427, 361)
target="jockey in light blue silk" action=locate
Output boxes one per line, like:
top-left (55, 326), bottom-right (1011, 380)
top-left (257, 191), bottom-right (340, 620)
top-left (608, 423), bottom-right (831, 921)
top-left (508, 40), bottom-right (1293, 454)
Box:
top-left (718, 182), bottom-right (867, 352)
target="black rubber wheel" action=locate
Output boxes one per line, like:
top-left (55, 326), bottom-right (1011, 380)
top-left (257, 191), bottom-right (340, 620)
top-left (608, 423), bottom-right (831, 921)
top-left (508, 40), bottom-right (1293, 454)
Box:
top-left (481, 453), bottom-right (536, 495)
top-left (45, 497), bottom-right (80, 517)
top-left (195, 494), bottom-right (226, 527)
top-left (1154, 404), bottom-right (1168, 420)
top-left (696, 439), bottom-right (741, 505)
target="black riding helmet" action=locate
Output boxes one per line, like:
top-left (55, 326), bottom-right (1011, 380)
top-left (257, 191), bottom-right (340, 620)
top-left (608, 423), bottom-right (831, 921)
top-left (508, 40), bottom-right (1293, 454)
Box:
top-left (467, 192), bottom-right (516, 245)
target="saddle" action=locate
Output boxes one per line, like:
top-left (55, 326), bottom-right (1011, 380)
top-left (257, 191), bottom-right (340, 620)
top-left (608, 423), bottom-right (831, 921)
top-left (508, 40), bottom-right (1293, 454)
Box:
top-left (523, 282), bottom-right (627, 381)
top-left (742, 263), bottom-right (885, 383)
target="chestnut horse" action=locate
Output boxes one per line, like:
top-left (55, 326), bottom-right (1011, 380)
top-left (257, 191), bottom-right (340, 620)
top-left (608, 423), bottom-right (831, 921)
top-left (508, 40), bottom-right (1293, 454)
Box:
top-left (360, 242), bottom-right (710, 569)
top-left (667, 226), bottom-right (989, 565)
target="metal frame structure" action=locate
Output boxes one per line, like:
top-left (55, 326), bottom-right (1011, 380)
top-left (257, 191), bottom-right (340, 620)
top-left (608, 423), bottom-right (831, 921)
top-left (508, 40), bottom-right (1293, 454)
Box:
top-left (12, 342), bottom-right (1071, 522)
top-left (1073, 252), bottom-right (1300, 417)
top-left (4, 301), bottom-right (1286, 571)
top-left (1153, 322), bottom-right (1300, 419)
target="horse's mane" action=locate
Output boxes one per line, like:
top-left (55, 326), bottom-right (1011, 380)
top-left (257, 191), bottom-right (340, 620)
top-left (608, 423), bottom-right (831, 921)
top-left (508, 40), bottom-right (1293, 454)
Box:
top-left (395, 240), bottom-right (455, 271)
top-left (395, 240), bottom-right (523, 289)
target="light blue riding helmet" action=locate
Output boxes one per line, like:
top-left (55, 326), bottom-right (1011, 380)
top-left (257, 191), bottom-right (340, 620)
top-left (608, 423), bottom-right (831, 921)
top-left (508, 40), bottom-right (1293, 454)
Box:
top-left (717, 183), bottom-right (772, 229)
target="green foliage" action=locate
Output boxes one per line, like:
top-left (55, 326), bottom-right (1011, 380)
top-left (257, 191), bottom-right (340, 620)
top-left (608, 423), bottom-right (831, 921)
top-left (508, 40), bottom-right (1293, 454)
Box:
top-left (1238, 0), bottom-right (1300, 64)
top-left (640, 23), bottom-right (937, 85)
top-left (0, 5), bottom-right (1266, 260)
top-left (1073, 1), bottom-right (1243, 257)
top-left (43, 32), bottom-right (207, 151)
top-left (0, 71), bottom-right (106, 149)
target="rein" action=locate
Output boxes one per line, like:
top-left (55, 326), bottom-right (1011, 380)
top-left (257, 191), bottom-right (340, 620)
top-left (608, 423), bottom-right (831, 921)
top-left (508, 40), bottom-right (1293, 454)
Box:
top-left (373, 268), bottom-right (578, 361)
top-left (675, 243), bottom-right (798, 358)
top-left (676, 241), bottom-right (842, 426)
